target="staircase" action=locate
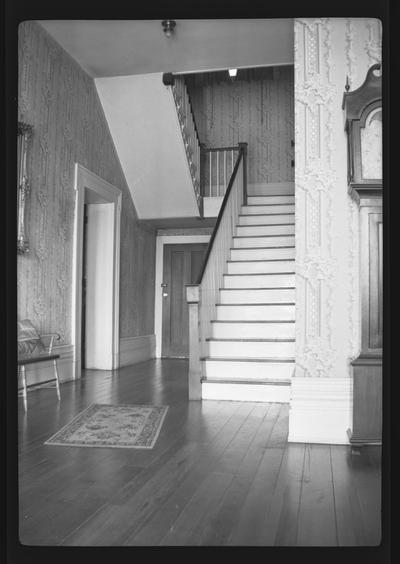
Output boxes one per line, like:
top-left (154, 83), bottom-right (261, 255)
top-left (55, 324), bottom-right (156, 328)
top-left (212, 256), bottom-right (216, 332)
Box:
top-left (201, 184), bottom-right (295, 402)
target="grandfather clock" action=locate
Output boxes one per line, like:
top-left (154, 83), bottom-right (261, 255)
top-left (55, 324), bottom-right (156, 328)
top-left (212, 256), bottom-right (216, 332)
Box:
top-left (343, 63), bottom-right (382, 446)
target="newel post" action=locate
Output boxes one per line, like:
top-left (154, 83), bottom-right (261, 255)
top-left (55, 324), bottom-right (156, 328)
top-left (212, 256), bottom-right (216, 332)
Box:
top-left (238, 142), bottom-right (248, 205)
top-left (186, 284), bottom-right (202, 400)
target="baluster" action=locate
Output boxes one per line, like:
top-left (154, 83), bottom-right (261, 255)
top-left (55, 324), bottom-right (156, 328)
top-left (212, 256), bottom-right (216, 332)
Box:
top-left (223, 150), bottom-right (227, 195)
top-left (209, 152), bottom-right (212, 197)
top-left (216, 151), bottom-right (220, 197)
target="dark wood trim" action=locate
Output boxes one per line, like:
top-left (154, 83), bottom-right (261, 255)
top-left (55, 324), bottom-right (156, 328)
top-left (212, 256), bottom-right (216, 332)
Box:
top-left (196, 148), bottom-right (245, 284)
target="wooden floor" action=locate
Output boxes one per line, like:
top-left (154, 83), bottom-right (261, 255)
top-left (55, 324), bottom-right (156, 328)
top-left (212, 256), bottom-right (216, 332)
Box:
top-left (18, 359), bottom-right (381, 547)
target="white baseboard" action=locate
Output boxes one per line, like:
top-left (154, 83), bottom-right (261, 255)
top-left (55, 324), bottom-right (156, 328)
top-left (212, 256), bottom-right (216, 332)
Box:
top-left (119, 334), bottom-right (156, 367)
top-left (202, 381), bottom-right (291, 402)
top-left (18, 344), bottom-right (75, 388)
top-left (288, 376), bottom-right (353, 445)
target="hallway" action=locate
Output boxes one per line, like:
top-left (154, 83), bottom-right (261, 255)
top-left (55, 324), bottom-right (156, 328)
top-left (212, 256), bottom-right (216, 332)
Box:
top-left (18, 359), bottom-right (381, 546)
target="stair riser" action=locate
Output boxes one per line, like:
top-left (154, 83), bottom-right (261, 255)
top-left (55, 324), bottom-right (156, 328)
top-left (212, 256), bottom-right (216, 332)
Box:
top-left (220, 288), bottom-right (295, 303)
top-left (201, 381), bottom-right (291, 402)
top-left (233, 236), bottom-right (295, 248)
top-left (231, 247), bottom-right (295, 261)
top-left (216, 305), bottom-right (295, 321)
top-left (236, 224), bottom-right (295, 236)
top-left (226, 262), bottom-right (295, 275)
top-left (203, 360), bottom-right (294, 380)
top-left (212, 322), bottom-right (295, 339)
top-left (224, 273), bottom-right (295, 287)
top-left (239, 214), bottom-right (294, 225)
top-left (208, 341), bottom-right (295, 358)
top-left (242, 204), bottom-right (295, 215)
top-left (247, 182), bottom-right (294, 196)
top-left (247, 196), bottom-right (295, 205)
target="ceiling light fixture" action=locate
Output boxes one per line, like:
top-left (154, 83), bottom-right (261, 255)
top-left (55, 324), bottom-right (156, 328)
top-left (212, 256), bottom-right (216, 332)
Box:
top-left (228, 68), bottom-right (238, 79)
top-left (162, 20), bottom-right (176, 38)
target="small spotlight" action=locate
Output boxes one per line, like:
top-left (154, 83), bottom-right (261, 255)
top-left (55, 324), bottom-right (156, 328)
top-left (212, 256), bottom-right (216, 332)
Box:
top-left (228, 68), bottom-right (237, 78)
top-left (162, 20), bottom-right (176, 38)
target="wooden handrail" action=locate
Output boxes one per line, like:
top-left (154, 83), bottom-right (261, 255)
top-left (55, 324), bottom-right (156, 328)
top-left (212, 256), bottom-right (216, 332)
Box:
top-left (197, 143), bottom-right (247, 285)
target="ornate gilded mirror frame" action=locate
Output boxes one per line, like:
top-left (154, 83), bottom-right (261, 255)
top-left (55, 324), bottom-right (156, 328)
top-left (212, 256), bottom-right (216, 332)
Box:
top-left (17, 121), bottom-right (33, 254)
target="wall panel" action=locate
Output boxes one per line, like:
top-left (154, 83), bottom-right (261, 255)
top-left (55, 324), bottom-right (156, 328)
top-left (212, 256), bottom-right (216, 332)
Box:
top-left (18, 21), bottom-right (156, 347)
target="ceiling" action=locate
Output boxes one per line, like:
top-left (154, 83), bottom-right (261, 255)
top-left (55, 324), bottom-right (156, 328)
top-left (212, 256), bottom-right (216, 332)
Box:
top-left (38, 19), bottom-right (294, 78)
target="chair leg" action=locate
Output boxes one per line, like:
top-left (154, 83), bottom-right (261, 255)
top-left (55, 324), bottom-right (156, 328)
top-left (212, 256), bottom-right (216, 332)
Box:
top-left (53, 359), bottom-right (61, 401)
top-left (21, 365), bottom-right (27, 411)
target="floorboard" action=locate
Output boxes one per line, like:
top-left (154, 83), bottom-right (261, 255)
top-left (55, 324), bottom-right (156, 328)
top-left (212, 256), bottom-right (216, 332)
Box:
top-left (17, 359), bottom-right (382, 547)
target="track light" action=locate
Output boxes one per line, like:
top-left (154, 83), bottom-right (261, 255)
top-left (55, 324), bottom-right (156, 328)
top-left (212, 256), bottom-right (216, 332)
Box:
top-left (162, 20), bottom-right (176, 38)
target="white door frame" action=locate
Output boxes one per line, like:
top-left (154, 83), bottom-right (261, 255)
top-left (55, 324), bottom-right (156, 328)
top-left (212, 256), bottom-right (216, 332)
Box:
top-left (72, 164), bottom-right (122, 378)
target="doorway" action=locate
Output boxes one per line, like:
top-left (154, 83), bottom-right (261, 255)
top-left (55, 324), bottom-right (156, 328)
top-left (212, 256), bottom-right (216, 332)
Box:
top-left (73, 165), bottom-right (122, 377)
top-left (161, 243), bottom-right (208, 358)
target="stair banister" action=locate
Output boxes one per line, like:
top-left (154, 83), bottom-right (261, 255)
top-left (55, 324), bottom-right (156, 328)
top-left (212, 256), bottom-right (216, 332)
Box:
top-left (186, 142), bottom-right (248, 399)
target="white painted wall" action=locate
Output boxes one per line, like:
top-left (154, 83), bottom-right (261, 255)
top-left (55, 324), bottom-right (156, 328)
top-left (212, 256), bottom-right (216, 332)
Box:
top-left (95, 73), bottom-right (200, 220)
top-left (85, 203), bottom-right (114, 369)
top-left (154, 234), bottom-right (211, 357)
top-left (289, 18), bottom-right (382, 444)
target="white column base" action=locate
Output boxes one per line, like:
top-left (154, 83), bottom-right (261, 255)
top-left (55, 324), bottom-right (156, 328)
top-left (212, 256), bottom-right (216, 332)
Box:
top-left (288, 376), bottom-right (353, 444)
top-left (202, 381), bottom-right (291, 402)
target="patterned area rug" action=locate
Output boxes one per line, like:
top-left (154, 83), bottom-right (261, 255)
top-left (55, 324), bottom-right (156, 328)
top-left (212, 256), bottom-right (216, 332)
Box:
top-left (44, 404), bottom-right (169, 449)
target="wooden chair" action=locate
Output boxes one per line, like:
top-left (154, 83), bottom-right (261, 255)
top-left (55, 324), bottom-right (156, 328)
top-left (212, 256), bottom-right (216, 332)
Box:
top-left (18, 319), bottom-right (61, 411)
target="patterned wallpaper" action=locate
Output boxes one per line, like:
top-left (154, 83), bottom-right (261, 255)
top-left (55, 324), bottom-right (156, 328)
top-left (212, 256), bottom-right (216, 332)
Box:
top-left (293, 18), bottom-right (382, 379)
top-left (18, 21), bottom-right (156, 343)
top-left (186, 66), bottom-right (294, 184)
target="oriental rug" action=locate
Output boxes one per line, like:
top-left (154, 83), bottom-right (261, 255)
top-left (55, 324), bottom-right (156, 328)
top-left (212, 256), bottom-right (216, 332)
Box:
top-left (44, 404), bottom-right (168, 449)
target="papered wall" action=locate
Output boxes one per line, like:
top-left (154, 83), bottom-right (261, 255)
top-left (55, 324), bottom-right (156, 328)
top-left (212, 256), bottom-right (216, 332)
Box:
top-left (293, 18), bottom-right (382, 380)
top-left (185, 66), bottom-right (294, 184)
top-left (18, 21), bottom-right (156, 344)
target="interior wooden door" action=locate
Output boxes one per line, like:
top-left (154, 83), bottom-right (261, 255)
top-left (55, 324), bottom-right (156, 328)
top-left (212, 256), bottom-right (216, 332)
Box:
top-left (162, 243), bottom-right (208, 358)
